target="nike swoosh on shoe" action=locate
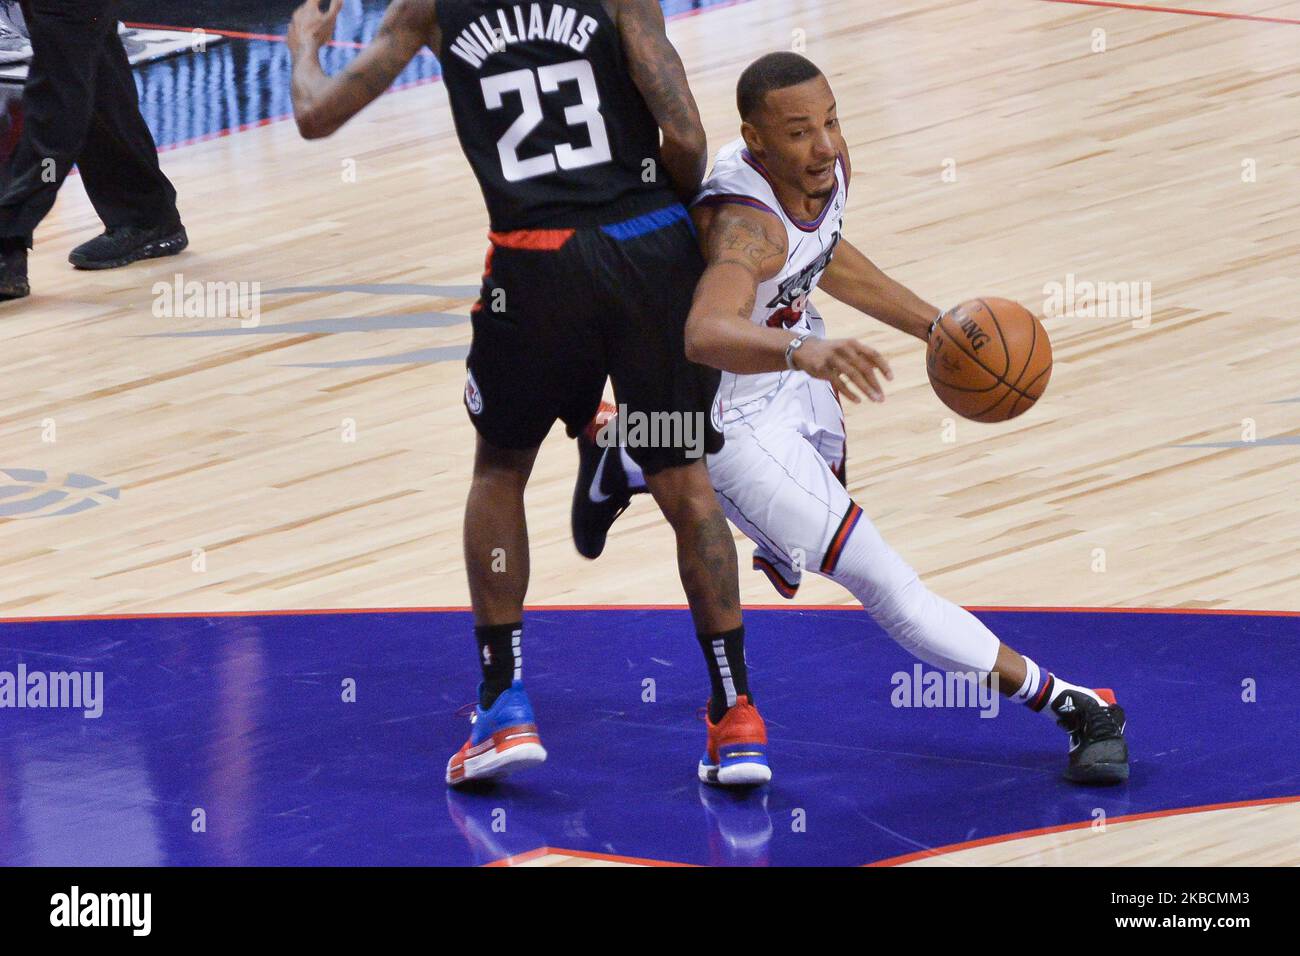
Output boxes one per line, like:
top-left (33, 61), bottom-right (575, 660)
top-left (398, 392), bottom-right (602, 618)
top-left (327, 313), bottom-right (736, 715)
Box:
top-left (589, 447), bottom-right (613, 503)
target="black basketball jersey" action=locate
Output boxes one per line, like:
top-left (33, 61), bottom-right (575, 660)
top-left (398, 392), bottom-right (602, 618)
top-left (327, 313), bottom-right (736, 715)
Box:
top-left (437, 0), bottom-right (676, 230)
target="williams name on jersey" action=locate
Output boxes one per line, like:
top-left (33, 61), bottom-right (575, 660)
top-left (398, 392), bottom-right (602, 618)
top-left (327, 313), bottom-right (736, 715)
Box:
top-left (447, 3), bottom-right (600, 68)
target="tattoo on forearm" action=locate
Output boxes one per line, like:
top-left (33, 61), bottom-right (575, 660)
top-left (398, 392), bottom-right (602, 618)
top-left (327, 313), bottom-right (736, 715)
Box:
top-left (737, 286), bottom-right (756, 319)
top-left (621, 2), bottom-right (699, 141)
top-left (296, 0), bottom-right (438, 131)
top-left (340, 25), bottom-right (405, 98)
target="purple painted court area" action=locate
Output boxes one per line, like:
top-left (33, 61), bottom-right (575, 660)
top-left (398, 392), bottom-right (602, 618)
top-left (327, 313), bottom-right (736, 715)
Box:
top-left (0, 607), bottom-right (1295, 866)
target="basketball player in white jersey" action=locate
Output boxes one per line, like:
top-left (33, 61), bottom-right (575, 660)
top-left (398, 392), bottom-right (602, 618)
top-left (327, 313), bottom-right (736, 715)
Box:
top-left (572, 52), bottom-right (1130, 786)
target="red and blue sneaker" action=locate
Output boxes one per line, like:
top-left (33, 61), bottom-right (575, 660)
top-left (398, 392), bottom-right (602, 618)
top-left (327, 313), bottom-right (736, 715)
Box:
top-left (446, 681), bottom-right (547, 786)
top-left (698, 695), bottom-right (771, 787)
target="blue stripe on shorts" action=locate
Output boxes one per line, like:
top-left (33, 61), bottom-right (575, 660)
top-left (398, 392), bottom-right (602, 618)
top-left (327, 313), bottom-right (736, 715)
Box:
top-left (600, 203), bottom-right (692, 241)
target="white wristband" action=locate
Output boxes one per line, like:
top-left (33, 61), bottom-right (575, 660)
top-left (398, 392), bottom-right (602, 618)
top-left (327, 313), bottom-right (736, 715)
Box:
top-left (785, 330), bottom-right (812, 370)
top-left (928, 309), bottom-right (944, 338)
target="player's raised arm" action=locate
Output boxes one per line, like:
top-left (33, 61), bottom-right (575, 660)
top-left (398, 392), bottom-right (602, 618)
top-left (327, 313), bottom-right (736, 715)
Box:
top-left (614, 0), bottom-right (708, 200)
top-left (820, 235), bottom-right (940, 342)
top-left (685, 204), bottom-right (893, 403)
top-left (289, 0), bottom-right (437, 140)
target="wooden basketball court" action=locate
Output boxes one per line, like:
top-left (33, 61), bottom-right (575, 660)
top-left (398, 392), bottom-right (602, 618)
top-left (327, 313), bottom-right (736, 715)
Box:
top-left (0, 0), bottom-right (1296, 867)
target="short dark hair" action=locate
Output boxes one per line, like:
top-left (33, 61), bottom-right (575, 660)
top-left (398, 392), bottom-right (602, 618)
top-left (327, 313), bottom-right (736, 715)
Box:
top-left (736, 52), bottom-right (824, 120)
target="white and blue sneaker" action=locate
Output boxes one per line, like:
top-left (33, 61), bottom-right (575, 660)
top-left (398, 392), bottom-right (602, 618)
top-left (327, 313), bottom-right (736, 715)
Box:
top-left (446, 681), bottom-right (547, 786)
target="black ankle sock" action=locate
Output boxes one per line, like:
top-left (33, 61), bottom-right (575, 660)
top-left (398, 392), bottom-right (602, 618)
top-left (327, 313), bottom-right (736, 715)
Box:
top-left (696, 625), bottom-right (750, 723)
top-left (474, 622), bottom-right (521, 709)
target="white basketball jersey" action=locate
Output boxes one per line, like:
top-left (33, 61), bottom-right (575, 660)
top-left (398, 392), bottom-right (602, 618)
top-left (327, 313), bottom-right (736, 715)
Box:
top-left (693, 138), bottom-right (847, 414)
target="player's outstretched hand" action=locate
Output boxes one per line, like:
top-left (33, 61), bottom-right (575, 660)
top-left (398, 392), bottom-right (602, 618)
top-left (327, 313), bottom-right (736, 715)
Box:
top-left (289, 0), bottom-right (343, 53)
top-left (792, 337), bottom-right (893, 404)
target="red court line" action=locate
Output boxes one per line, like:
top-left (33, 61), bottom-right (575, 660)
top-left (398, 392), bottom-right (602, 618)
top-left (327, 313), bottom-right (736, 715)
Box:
top-left (125, 0), bottom-right (759, 55)
top-left (1037, 0), bottom-right (1300, 25)
top-left (485, 845), bottom-right (693, 867)
top-left (482, 846), bottom-right (552, 867)
top-left (867, 793), bottom-right (1300, 866)
top-left (155, 72), bottom-right (445, 154)
top-left (962, 604), bottom-right (1300, 617)
top-left (157, 114), bottom-right (285, 153)
top-left (123, 21), bottom-right (377, 51)
top-left (2, 604), bottom-right (1296, 624)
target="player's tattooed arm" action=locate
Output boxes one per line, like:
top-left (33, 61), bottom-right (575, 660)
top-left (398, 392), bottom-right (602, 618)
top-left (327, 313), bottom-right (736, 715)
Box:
top-left (613, 0), bottom-right (708, 199)
top-left (289, 0), bottom-right (439, 140)
top-left (820, 236), bottom-right (939, 342)
top-left (685, 205), bottom-right (893, 403)
top-left (684, 204), bottom-right (785, 371)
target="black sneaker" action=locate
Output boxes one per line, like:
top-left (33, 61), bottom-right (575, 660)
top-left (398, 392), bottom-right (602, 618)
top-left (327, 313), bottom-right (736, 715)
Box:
top-left (1053, 688), bottom-right (1129, 785)
top-left (68, 222), bottom-right (188, 270)
top-left (571, 402), bottom-right (634, 559)
top-left (0, 241), bottom-right (28, 301)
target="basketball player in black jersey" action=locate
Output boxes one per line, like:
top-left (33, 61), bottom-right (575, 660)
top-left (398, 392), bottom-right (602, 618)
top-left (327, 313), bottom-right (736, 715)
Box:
top-left (288, 0), bottom-right (773, 787)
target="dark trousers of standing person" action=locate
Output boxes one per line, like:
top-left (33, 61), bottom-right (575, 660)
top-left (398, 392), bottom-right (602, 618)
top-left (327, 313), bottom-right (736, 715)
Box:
top-left (0, 0), bottom-right (186, 298)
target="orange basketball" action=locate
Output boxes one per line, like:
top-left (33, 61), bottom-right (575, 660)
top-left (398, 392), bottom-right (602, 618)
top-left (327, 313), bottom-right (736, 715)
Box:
top-left (926, 297), bottom-right (1052, 423)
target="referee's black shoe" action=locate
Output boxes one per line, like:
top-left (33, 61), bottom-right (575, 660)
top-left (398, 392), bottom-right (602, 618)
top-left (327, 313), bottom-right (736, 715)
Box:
top-left (0, 240), bottom-right (28, 301)
top-left (69, 222), bottom-right (188, 270)
top-left (572, 402), bottom-right (633, 560)
top-left (1053, 688), bottom-right (1129, 785)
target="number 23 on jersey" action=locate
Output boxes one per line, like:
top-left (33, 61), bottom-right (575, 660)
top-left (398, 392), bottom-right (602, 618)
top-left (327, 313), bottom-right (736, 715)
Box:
top-left (480, 59), bottom-right (613, 182)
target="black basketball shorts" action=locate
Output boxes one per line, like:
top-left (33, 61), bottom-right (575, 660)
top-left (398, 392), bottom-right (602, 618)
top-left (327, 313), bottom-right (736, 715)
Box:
top-left (463, 202), bottom-right (723, 475)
